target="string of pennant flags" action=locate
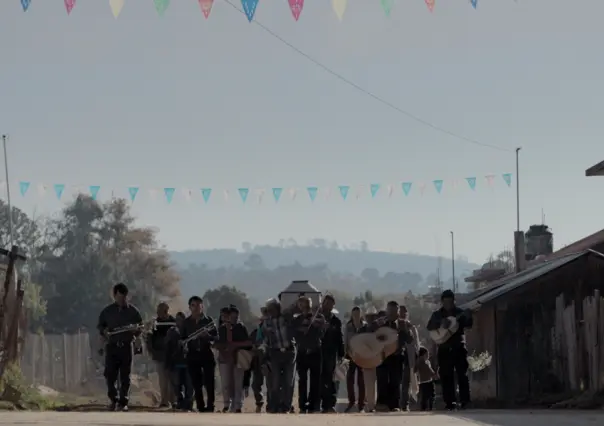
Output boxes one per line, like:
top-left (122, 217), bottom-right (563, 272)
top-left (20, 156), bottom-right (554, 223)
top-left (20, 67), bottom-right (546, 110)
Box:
top-left (5, 173), bottom-right (512, 205)
top-left (17, 0), bottom-right (480, 22)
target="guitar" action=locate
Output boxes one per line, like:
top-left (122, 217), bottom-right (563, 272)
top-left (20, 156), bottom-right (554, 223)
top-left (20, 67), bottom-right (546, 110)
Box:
top-left (429, 310), bottom-right (472, 345)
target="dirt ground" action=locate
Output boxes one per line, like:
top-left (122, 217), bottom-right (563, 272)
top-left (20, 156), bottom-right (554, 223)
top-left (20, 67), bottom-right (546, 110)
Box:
top-left (0, 410), bottom-right (602, 426)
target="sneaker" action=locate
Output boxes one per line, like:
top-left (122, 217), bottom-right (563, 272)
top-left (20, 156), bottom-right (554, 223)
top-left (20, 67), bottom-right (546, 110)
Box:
top-left (120, 405), bottom-right (129, 412)
top-left (358, 405), bottom-right (365, 413)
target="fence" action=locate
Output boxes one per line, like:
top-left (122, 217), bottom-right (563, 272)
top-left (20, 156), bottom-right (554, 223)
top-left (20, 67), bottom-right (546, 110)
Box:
top-left (21, 331), bottom-right (95, 392)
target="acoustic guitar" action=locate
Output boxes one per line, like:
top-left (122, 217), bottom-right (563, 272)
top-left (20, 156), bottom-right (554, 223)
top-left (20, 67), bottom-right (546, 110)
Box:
top-left (429, 310), bottom-right (472, 345)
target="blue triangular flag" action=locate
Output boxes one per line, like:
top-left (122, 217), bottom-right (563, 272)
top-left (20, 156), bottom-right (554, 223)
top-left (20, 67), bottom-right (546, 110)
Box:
top-left (370, 183), bottom-right (380, 198)
top-left (238, 188), bottom-right (249, 203)
top-left (338, 185), bottom-right (350, 201)
top-left (164, 188), bottom-right (175, 204)
top-left (128, 186), bottom-right (139, 202)
top-left (19, 181), bottom-right (30, 196)
top-left (89, 185), bottom-right (100, 200)
top-left (201, 188), bottom-right (212, 203)
top-left (402, 182), bottom-right (412, 196)
top-left (433, 180), bottom-right (443, 194)
top-left (307, 186), bottom-right (318, 202)
top-left (471, 0), bottom-right (478, 9)
top-left (502, 173), bottom-right (512, 187)
top-left (272, 188), bottom-right (282, 202)
top-left (21, 0), bottom-right (31, 12)
top-left (466, 177), bottom-right (477, 190)
top-left (54, 184), bottom-right (65, 200)
top-left (241, 0), bottom-right (258, 22)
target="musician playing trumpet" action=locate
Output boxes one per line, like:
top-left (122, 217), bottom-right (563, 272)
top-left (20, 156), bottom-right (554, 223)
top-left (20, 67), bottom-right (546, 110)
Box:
top-left (97, 283), bottom-right (143, 412)
top-left (426, 289), bottom-right (473, 411)
top-left (182, 295), bottom-right (218, 412)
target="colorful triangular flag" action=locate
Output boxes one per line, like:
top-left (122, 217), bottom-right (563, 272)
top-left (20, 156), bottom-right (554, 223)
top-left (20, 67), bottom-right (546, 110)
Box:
top-left (109, 0), bottom-right (124, 18)
top-left (256, 188), bottom-right (265, 204)
top-left (89, 185), bottom-right (100, 200)
top-left (164, 187), bottom-right (175, 203)
top-left (241, 0), bottom-right (258, 22)
top-left (65, 0), bottom-right (76, 15)
top-left (425, 0), bottom-right (435, 13)
top-left (307, 186), bottom-right (318, 202)
top-left (238, 187), bottom-right (249, 203)
top-left (502, 173), bottom-right (512, 187)
top-left (37, 184), bottom-right (47, 197)
top-left (466, 177), bottom-right (476, 191)
top-left (272, 187), bottom-right (282, 202)
top-left (154, 0), bottom-right (170, 16)
top-left (288, 0), bottom-right (304, 21)
top-left (485, 175), bottom-right (495, 187)
top-left (402, 182), bottom-right (412, 196)
top-left (128, 186), bottom-right (139, 202)
top-left (338, 185), bottom-right (350, 201)
top-left (21, 0), bottom-right (31, 12)
top-left (19, 181), bottom-right (30, 196)
top-left (387, 184), bottom-right (394, 198)
top-left (380, 0), bottom-right (394, 16)
top-left (323, 187), bottom-right (331, 200)
top-left (419, 182), bottom-right (427, 195)
top-left (332, 0), bottom-right (347, 21)
top-left (223, 189), bottom-right (230, 202)
top-left (289, 188), bottom-right (297, 201)
top-left (182, 188), bottom-right (192, 202)
top-left (433, 180), bottom-right (443, 194)
top-left (201, 188), bottom-right (212, 203)
top-left (198, 0), bottom-right (214, 18)
top-left (54, 184), bottom-right (65, 200)
top-left (370, 183), bottom-right (380, 198)
top-left (470, 0), bottom-right (478, 9)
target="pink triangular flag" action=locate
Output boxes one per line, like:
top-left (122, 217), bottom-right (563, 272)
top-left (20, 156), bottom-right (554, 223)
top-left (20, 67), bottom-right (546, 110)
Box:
top-left (451, 179), bottom-right (460, 192)
top-left (485, 174), bottom-right (495, 187)
top-left (419, 182), bottom-right (427, 195)
top-left (323, 187), bottom-right (331, 200)
top-left (65, 0), bottom-right (76, 15)
top-left (425, 0), bottom-right (435, 13)
top-left (288, 0), bottom-right (304, 21)
top-left (198, 0), bottom-right (213, 19)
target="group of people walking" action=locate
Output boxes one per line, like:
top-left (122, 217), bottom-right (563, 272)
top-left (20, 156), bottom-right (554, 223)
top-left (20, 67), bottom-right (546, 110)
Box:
top-left (98, 283), bottom-right (473, 413)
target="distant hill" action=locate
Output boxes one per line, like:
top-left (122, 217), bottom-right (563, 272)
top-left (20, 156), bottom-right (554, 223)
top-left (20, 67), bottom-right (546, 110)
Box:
top-left (170, 241), bottom-right (481, 301)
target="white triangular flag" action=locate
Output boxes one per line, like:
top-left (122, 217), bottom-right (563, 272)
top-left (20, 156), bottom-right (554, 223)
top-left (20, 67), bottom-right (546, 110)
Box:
top-left (355, 185), bottom-right (364, 200)
top-left (332, 0), bottom-right (347, 21)
top-left (419, 183), bottom-right (427, 195)
top-left (387, 184), bottom-right (394, 198)
top-left (182, 188), bottom-right (192, 202)
top-left (256, 188), bottom-right (265, 204)
top-left (223, 189), bottom-right (230, 202)
top-left (289, 188), bottom-right (297, 201)
top-left (323, 187), bottom-right (331, 200)
top-left (148, 188), bottom-right (158, 201)
top-left (37, 184), bottom-right (47, 197)
top-left (109, 0), bottom-right (124, 18)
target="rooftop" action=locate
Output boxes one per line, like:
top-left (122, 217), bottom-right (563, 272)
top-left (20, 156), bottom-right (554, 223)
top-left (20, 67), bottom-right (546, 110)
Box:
top-left (586, 160), bottom-right (604, 176)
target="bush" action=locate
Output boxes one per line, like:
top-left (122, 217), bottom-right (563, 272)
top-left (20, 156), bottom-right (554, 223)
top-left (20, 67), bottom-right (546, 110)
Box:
top-left (0, 363), bottom-right (61, 410)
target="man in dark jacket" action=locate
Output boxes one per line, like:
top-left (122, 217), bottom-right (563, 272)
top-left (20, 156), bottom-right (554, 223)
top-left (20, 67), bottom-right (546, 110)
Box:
top-left (182, 296), bottom-right (218, 412)
top-left (165, 312), bottom-right (192, 411)
top-left (319, 294), bottom-right (344, 413)
top-left (248, 307), bottom-right (269, 412)
top-left (147, 302), bottom-right (176, 407)
top-left (97, 283), bottom-right (143, 412)
top-left (426, 290), bottom-right (473, 410)
top-left (292, 296), bottom-right (325, 413)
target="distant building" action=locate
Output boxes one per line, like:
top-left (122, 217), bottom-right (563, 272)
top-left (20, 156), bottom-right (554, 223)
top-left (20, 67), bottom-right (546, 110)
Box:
top-left (585, 160), bottom-right (604, 176)
top-left (525, 224), bottom-right (553, 261)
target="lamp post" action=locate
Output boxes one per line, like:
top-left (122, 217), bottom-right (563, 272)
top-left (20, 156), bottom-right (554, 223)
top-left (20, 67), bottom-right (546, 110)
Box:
top-left (450, 231), bottom-right (456, 293)
top-left (2, 134), bottom-right (14, 247)
top-left (516, 147), bottom-right (521, 232)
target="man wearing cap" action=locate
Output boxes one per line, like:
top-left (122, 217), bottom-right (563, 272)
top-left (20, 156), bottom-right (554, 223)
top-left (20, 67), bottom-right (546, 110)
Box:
top-left (426, 290), bottom-right (473, 410)
top-left (319, 294), bottom-right (344, 413)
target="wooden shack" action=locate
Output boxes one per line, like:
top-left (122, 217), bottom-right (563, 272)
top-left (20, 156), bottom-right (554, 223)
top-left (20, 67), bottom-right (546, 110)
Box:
top-left (461, 250), bottom-right (604, 401)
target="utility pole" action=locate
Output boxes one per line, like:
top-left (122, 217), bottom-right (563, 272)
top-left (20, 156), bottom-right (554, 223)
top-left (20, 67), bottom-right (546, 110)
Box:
top-left (2, 135), bottom-right (14, 248)
top-left (516, 147), bottom-right (521, 232)
top-left (450, 231), bottom-right (456, 293)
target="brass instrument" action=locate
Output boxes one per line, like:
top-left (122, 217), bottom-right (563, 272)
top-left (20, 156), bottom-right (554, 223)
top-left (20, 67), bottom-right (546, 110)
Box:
top-left (106, 323), bottom-right (144, 336)
top-left (182, 322), bottom-right (217, 346)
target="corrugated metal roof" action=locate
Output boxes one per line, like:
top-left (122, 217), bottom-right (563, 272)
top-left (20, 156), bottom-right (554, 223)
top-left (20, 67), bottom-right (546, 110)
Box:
top-left (462, 250), bottom-right (603, 310)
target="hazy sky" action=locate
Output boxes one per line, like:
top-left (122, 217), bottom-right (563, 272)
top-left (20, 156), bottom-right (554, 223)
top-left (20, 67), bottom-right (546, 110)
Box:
top-left (1, 0), bottom-right (603, 264)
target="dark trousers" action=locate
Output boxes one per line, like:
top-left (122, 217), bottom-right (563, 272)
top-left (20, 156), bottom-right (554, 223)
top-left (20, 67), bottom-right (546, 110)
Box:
top-left (296, 350), bottom-right (322, 412)
top-left (346, 361), bottom-right (365, 407)
top-left (320, 351), bottom-right (337, 411)
top-left (376, 354), bottom-right (403, 410)
top-left (243, 368), bottom-right (252, 389)
top-left (251, 358), bottom-right (265, 408)
top-left (437, 345), bottom-right (470, 407)
top-left (104, 342), bottom-right (133, 406)
top-left (171, 366), bottom-right (193, 410)
top-left (187, 357), bottom-right (216, 411)
top-left (419, 381), bottom-right (435, 411)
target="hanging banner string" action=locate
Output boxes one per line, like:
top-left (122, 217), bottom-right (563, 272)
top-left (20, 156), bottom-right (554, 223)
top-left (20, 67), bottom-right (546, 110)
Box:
top-left (6, 173), bottom-right (513, 204)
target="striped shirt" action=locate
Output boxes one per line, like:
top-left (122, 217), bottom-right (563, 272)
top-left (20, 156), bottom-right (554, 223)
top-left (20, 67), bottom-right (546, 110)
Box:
top-left (260, 315), bottom-right (293, 350)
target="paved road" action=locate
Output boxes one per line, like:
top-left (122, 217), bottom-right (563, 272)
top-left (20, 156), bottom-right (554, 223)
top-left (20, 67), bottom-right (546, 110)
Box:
top-left (0, 411), bottom-right (602, 426)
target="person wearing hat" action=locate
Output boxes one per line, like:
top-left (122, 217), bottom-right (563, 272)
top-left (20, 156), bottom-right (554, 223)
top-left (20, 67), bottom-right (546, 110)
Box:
top-left (426, 289), bottom-right (473, 410)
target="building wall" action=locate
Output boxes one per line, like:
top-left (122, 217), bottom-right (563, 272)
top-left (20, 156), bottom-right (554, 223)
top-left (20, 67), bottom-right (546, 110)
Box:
top-left (465, 306), bottom-right (497, 400)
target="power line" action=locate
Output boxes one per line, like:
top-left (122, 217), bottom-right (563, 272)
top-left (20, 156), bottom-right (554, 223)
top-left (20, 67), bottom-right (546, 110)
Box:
top-left (222, 0), bottom-right (511, 153)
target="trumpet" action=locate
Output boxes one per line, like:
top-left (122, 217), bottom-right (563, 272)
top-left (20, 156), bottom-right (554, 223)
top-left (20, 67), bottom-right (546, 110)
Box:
top-left (182, 322), bottom-right (217, 346)
top-left (106, 323), bottom-right (144, 336)
top-left (144, 317), bottom-right (176, 334)
top-left (374, 316), bottom-right (389, 327)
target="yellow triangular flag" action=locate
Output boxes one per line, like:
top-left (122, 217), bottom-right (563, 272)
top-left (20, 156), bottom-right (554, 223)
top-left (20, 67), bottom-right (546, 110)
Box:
top-left (332, 0), bottom-right (347, 21)
top-left (109, 0), bottom-right (124, 18)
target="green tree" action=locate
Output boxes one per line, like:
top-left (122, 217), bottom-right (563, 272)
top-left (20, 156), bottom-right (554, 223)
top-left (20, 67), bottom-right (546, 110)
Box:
top-left (202, 286), bottom-right (254, 327)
